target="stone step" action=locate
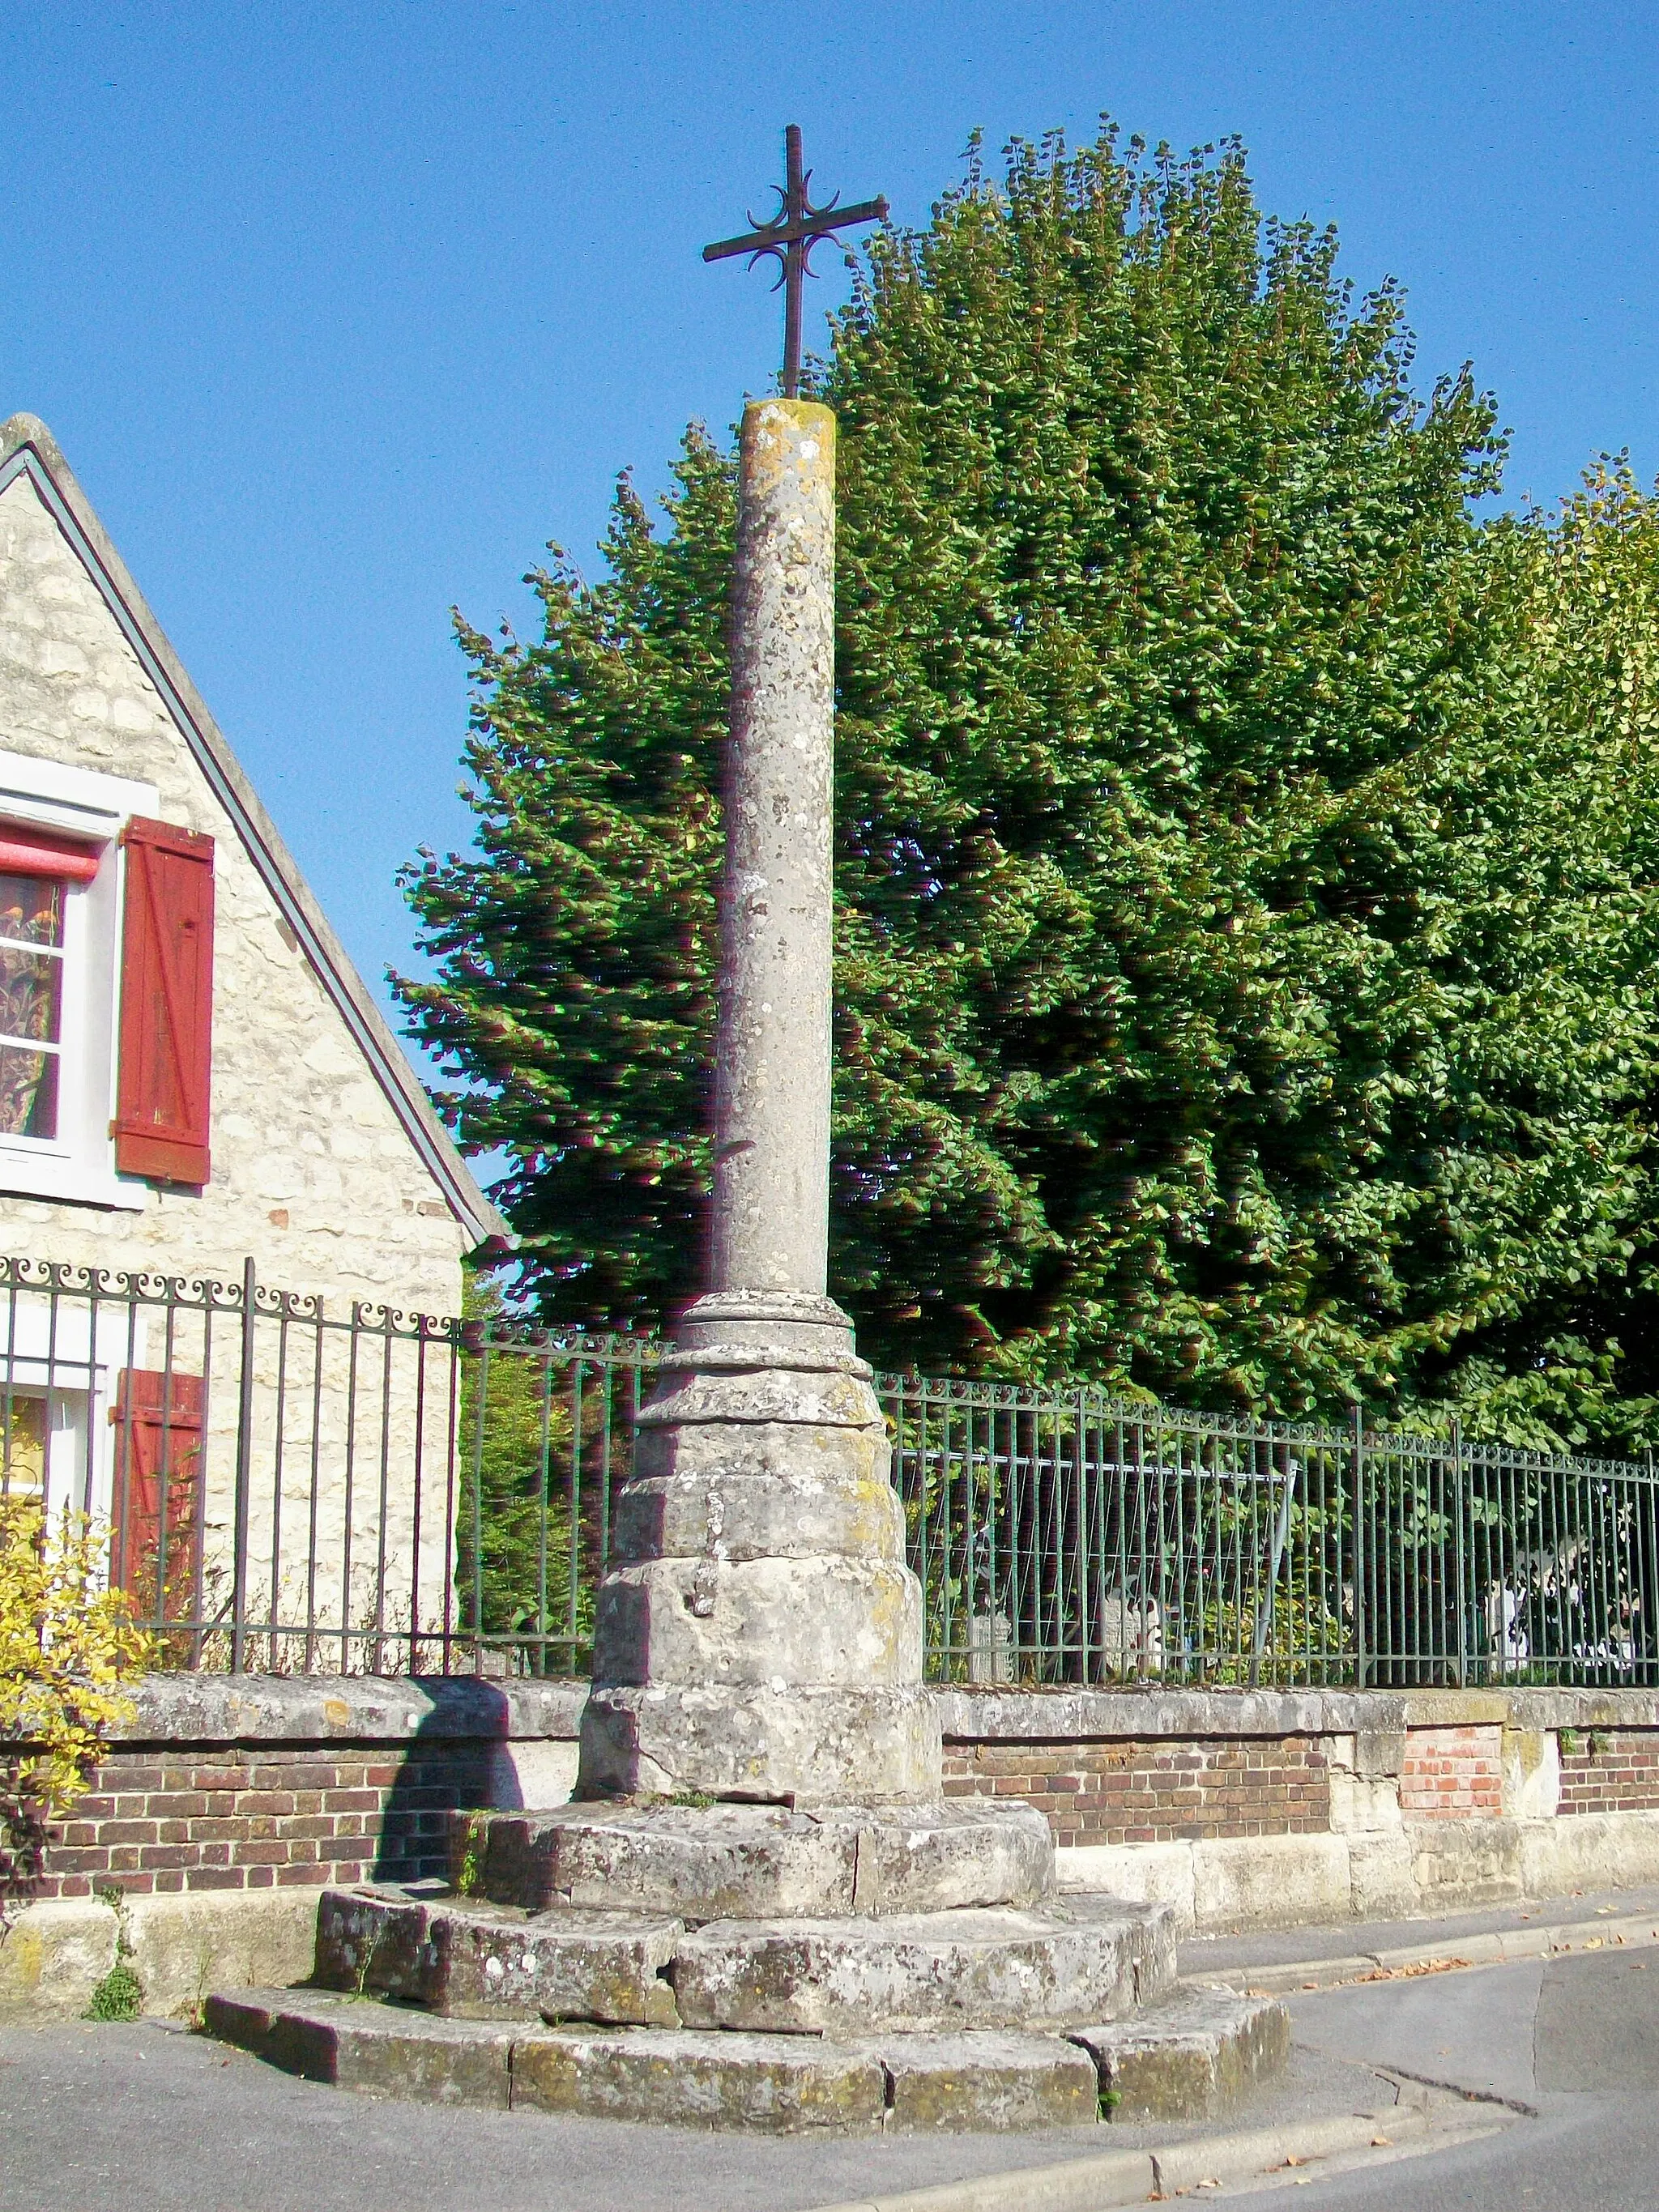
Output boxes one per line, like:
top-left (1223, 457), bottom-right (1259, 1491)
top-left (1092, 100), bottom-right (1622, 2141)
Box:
top-left (672, 1894), bottom-right (1176, 2035)
top-left (311, 1882), bottom-right (1172, 2037)
top-left (313, 1887), bottom-right (681, 2026)
top-left (207, 1988), bottom-right (520, 2109)
top-left (459, 1798), bottom-right (1055, 1920)
top-left (853, 2031), bottom-right (1099, 2131)
top-left (1073, 1985), bottom-right (1293, 2121)
top-left (204, 1980), bottom-right (1288, 2133)
top-left (205, 1992), bottom-right (1091, 2131)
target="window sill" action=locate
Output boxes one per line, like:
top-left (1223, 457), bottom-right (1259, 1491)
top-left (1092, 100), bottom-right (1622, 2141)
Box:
top-left (0, 1147), bottom-right (151, 1213)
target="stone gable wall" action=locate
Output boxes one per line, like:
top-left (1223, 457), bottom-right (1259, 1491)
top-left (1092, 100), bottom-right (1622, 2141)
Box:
top-left (0, 468), bottom-right (467, 1314)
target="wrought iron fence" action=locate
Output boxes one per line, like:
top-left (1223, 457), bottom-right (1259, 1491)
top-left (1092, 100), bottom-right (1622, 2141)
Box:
top-left (894, 1379), bottom-right (1659, 1689)
top-left (3, 1255), bottom-right (1657, 1688)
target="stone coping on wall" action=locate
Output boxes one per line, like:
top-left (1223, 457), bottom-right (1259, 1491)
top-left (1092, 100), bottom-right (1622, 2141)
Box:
top-left (114, 1673), bottom-right (587, 1747)
top-left (110, 1674), bottom-right (1659, 1749)
top-left (931, 1685), bottom-right (1659, 1739)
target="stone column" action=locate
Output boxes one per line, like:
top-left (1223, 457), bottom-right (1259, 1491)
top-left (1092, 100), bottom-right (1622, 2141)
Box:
top-left (578, 400), bottom-right (940, 1805)
top-left (708, 398), bottom-right (835, 1302)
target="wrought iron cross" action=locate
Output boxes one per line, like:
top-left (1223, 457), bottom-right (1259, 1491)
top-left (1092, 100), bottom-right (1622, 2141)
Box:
top-left (703, 125), bottom-right (889, 398)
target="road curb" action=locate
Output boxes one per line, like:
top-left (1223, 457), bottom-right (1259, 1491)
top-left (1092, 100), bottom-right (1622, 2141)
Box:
top-left (1204, 1909), bottom-right (1659, 1994)
top-left (807, 2083), bottom-right (1506, 2212)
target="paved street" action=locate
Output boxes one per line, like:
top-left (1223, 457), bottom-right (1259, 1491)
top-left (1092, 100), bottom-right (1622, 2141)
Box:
top-left (1250, 1948), bottom-right (1659, 2207)
top-left (2, 1932), bottom-right (1654, 2210)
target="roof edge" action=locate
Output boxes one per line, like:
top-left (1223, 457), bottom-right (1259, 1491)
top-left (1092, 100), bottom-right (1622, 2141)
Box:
top-left (0, 412), bottom-right (509, 1250)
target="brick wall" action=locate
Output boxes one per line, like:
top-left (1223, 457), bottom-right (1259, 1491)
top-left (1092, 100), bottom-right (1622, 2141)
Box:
top-left (1397, 1724), bottom-right (1503, 1819)
top-left (940, 1736), bottom-right (1330, 1848)
top-left (36, 1739), bottom-right (500, 1901)
top-left (36, 1681), bottom-right (1659, 1906)
top-left (1559, 1729), bottom-right (1659, 1815)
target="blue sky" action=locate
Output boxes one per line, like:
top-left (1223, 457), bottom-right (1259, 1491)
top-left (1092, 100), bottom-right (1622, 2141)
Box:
top-left (3, 2), bottom-right (1656, 1079)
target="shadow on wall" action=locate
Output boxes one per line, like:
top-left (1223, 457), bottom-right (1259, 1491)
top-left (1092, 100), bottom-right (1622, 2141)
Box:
top-left (370, 1681), bottom-right (524, 1886)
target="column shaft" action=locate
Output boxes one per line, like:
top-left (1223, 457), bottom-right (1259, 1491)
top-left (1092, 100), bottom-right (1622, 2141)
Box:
top-left (708, 399), bottom-right (836, 1298)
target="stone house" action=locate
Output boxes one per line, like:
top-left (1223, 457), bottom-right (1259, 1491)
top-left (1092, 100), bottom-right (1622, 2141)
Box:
top-left (0, 413), bottom-right (501, 1655)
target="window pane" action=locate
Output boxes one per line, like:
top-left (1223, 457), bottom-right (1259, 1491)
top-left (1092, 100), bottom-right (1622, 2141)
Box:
top-left (0, 941), bottom-right (63, 1047)
top-left (0, 1394), bottom-right (48, 1499)
top-left (0, 875), bottom-right (65, 948)
top-left (0, 1045), bottom-right (58, 1138)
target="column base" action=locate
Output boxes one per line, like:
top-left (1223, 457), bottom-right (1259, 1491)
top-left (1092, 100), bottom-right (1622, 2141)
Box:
top-left (578, 1681), bottom-right (942, 1805)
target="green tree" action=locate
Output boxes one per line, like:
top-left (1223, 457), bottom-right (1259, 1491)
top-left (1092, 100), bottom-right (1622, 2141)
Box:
top-left (1441, 463), bottom-right (1659, 1449)
top-left (397, 126), bottom-right (1659, 1441)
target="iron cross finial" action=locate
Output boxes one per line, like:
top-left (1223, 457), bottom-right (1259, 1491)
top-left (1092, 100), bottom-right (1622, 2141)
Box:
top-left (702, 125), bottom-right (889, 399)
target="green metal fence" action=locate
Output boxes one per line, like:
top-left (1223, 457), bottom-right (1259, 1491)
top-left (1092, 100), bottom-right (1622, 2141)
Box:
top-left (438, 1318), bottom-right (1659, 1690)
top-left (445, 1324), bottom-right (1659, 1690)
top-left (4, 1256), bottom-right (1656, 1687)
top-left (891, 1376), bottom-right (1659, 1689)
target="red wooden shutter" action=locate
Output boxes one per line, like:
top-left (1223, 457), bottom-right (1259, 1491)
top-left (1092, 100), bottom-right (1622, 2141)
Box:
top-left (114, 818), bottom-right (215, 1184)
top-left (109, 1367), bottom-right (204, 1616)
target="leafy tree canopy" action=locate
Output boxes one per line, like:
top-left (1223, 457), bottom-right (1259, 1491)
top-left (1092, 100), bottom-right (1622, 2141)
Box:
top-left (397, 126), bottom-right (1659, 1446)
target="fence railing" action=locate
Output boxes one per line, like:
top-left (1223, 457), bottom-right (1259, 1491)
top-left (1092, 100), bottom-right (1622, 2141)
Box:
top-left (3, 1255), bottom-right (1657, 1689)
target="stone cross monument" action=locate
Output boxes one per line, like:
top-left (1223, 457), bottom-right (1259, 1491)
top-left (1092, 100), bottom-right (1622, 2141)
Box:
top-left (208, 128), bottom-right (1288, 2136)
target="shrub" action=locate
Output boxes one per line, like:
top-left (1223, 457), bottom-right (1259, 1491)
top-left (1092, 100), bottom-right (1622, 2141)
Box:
top-left (0, 1503), bottom-right (153, 1925)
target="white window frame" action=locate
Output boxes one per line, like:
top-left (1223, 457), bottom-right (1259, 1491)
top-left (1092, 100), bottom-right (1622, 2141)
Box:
top-left (0, 747), bottom-right (160, 1211)
top-left (0, 1298), bottom-right (146, 1549)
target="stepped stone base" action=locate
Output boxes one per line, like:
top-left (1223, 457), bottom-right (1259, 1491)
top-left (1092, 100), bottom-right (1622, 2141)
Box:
top-left (315, 1888), bottom-right (682, 2026)
top-left (203, 1794), bottom-right (1286, 2132)
top-left (208, 1988), bottom-right (520, 2109)
top-left (671, 1895), bottom-right (1170, 2034)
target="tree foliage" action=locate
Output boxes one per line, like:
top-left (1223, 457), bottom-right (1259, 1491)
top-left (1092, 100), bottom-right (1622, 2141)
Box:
top-left (397, 126), bottom-right (1659, 1445)
top-left (452, 1274), bottom-right (588, 1667)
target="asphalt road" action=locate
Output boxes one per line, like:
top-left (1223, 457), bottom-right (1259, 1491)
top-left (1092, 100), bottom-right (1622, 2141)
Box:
top-left (1245, 1950), bottom-right (1659, 2208)
top-left (1, 1948), bottom-right (1654, 2211)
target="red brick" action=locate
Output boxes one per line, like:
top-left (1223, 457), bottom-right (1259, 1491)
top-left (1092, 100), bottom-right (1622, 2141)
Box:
top-left (231, 1841), bottom-right (289, 1868)
top-left (146, 1792), bottom-right (211, 1821)
top-left (96, 1820), bottom-right (158, 1847)
top-left (186, 1817), bottom-right (253, 1844)
top-left (275, 1860), bottom-right (339, 1887)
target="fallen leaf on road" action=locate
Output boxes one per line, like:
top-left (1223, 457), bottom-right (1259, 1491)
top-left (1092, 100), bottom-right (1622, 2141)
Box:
top-left (1355, 1957), bottom-right (1472, 1983)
